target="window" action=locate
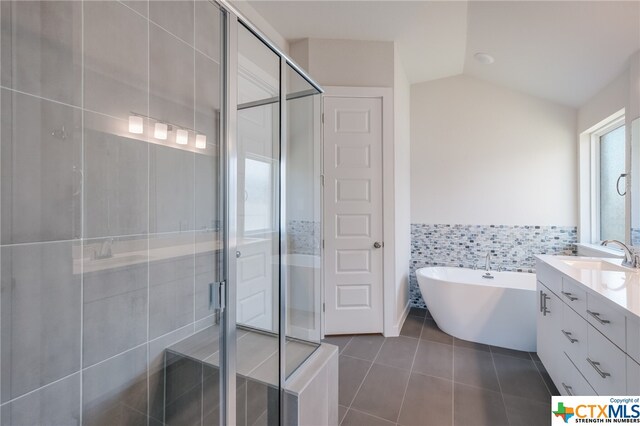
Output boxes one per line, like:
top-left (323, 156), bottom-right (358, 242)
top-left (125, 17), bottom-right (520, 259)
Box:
top-left (579, 109), bottom-right (627, 245)
top-left (598, 124), bottom-right (625, 241)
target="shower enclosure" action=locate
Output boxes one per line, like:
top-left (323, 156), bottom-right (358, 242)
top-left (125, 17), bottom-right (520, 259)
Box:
top-left (0, 1), bottom-right (322, 425)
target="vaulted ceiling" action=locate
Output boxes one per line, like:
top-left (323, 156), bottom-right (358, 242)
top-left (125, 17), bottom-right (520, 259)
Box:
top-left (247, 0), bottom-right (640, 107)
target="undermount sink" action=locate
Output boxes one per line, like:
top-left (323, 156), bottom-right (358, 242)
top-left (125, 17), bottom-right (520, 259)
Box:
top-left (560, 259), bottom-right (631, 273)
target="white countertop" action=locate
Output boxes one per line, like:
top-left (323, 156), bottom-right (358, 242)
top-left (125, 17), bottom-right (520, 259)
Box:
top-left (537, 255), bottom-right (640, 321)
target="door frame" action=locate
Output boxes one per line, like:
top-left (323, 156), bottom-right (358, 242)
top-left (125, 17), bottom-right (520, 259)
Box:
top-left (321, 86), bottom-right (394, 337)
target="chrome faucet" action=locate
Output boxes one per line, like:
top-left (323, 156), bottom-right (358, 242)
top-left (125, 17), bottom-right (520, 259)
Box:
top-left (93, 238), bottom-right (113, 260)
top-left (601, 240), bottom-right (639, 268)
top-left (485, 252), bottom-right (492, 272)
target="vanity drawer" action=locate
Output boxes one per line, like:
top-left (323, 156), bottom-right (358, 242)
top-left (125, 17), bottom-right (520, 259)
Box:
top-left (582, 325), bottom-right (627, 395)
top-left (561, 302), bottom-right (587, 365)
top-left (561, 277), bottom-right (587, 314)
top-left (557, 352), bottom-right (596, 396)
top-left (627, 356), bottom-right (640, 394)
top-left (627, 316), bottom-right (640, 364)
top-left (537, 260), bottom-right (562, 296)
top-left (586, 293), bottom-right (626, 350)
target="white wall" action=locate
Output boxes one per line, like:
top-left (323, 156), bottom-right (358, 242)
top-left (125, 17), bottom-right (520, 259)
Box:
top-left (393, 47), bottom-right (411, 325)
top-left (291, 38), bottom-right (395, 87)
top-left (578, 69), bottom-right (629, 133)
top-left (411, 74), bottom-right (578, 226)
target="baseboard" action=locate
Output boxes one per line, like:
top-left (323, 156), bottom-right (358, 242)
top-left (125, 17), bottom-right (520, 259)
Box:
top-left (384, 301), bottom-right (411, 337)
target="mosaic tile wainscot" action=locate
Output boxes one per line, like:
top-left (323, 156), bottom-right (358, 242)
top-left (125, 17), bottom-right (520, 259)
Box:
top-left (409, 224), bottom-right (578, 308)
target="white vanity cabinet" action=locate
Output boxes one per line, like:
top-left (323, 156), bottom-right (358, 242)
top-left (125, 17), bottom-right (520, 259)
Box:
top-left (536, 257), bottom-right (638, 396)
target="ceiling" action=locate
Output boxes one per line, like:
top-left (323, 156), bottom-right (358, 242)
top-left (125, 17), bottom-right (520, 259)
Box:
top-left (247, 0), bottom-right (640, 107)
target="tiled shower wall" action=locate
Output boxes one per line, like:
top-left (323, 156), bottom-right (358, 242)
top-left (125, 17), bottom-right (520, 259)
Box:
top-left (0, 1), bottom-right (222, 424)
top-left (287, 220), bottom-right (320, 255)
top-left (409, 224), bottom-right (578, 308)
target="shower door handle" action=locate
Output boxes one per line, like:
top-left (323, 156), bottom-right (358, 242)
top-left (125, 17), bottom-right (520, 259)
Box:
top-left (209, 281), bottom-right (226, 313)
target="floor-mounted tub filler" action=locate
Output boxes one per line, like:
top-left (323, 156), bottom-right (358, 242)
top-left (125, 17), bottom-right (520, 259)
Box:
top-left (416, 267), bottom-right (537, 352)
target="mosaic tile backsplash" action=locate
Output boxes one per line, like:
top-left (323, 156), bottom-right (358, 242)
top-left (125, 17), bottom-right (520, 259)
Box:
top-left (409, 224), bottom-right (578, 308)
top-left (287, 220), bottom-right (321, 255)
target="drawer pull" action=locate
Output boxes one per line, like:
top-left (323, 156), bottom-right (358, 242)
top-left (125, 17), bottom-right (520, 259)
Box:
top-left (587, 358), bottom-right (611, 378)
top-left (561, 330), bottom-right (578, 343)
top-left (562, 382), bottom-right (574, 396)
top-left (561, 291), bottom-right (578, 301)
top-left (587, 310), bottom-right (610, 325)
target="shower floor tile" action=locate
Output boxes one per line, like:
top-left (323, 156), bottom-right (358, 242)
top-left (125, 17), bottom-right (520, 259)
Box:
top-left (323, 308), bottom-right (558, 426)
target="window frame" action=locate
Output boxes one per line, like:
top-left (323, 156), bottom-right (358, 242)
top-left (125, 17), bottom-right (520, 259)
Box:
top-left (579, 108), bottom-right (626, 245)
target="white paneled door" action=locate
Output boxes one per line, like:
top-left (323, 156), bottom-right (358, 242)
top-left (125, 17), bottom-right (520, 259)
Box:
top-left (323, 95), bottom-right (384, 334)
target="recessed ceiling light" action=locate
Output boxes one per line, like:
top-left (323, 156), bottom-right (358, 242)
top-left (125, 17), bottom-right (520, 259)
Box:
top-left (474, 52), bottom-right (495, 65)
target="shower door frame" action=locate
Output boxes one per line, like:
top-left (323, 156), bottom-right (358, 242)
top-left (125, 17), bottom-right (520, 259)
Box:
top-left (215, 1), bottom-right (324, 424)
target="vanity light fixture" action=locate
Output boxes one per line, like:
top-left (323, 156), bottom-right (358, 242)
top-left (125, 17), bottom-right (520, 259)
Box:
top-left (195, 134), bottom-right (207, 149)
top-left (176, 128), bottom-right (189, 145)
top-left (474, 52), bottom-right (495, 65)
top-left (128, 115), bottom-right (144, 134)
top-left (154, 122), bottom-right (169, 140)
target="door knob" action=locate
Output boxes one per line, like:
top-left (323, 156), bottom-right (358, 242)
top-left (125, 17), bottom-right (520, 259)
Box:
top-left (373, 242), bottom-right (382, 249)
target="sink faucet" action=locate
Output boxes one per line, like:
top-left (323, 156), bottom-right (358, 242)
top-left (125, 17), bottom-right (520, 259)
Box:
top-left (601, 240), bottom-right (639, 268)
top-left (485, 252), bottom-right (492, 272)
top-left (93, 238), bottom-right (113, 260)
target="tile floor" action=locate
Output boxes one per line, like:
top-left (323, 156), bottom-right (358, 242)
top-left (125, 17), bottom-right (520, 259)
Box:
top-left (323, 307), bottom-right (558, 426)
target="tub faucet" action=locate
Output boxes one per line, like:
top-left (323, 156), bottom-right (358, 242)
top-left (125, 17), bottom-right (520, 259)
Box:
top-left (485, 252), bottom-right (492, 272)
top-left (601, 240), bottom-right (639, 268)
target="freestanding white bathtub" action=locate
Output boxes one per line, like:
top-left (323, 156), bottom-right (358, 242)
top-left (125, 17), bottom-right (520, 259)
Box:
top-left (416, 267), bottom-right (537, 352)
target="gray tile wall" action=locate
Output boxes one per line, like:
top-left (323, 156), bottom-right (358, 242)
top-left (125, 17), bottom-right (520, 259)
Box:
top-left (409, 224), bottom-right (577, 308)
top-left (0, 1), bottom-right (223, 424)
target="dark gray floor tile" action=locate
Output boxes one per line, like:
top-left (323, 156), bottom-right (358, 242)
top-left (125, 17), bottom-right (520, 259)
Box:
top-left (342, 409), bottom-right (396, 426)
top-left (453, 382), bottom-right (508, 426)
top-left (421, 319), bottom-right (453, 345)
top-left (503, 394), bottom-right (551, 426)
top-left (400, 316), bottom-right (424, 339)
top-left (342, 334), bottom-right (385, 361)
top-left (453, 347), bottom-right (500, 392)
top-left (374, 336), bottom-right (418, 370)
top-left (409, 307), bottom-right (427, 318)
top-left (351, 363), bottom-right (410, 422)
top-left (535, 361), bottom-right (560, 395)
top-left (412, 340), bottom-right (453, 380)
top-left (493, 354), bottom-right (550, 403)
top-left (530, 352), bottom-right (541, 362)
top-left (339, 355), bottom-right (372, 407)
top-left (339, 405), bottom-right (348, 425)
top-left (398, 373), bottom-right (452, 426)
top-left (454, 337), bottom-right (491, 352)
top-left (323, 336), bottom-right (354, 354)
top-left (491, 346), bottom-right (532, 360)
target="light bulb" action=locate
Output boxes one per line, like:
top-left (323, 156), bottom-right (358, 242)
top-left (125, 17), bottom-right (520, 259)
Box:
top-left (195, 134), bottom-right (207, 149)
top-left (176, 128), bottom-right (189, 145)
top-left (128, 115), bottom-right (144, 134)
top-left (154, 122), bottom-right (168, 140)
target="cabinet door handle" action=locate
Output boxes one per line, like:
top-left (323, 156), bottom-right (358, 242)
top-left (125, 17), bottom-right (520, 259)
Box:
top-left (587, 310), bottom-right (610, 325)
top-left (561, 291), bottom-right (578, 302)
top-left (539, 291), bottom-right (544, 313)
top-left (561, 329), bottom-right (578, 343)
top-left (561, 382), bottom-right (574, 396)
top-left (587, 358), bottom-right (611, 378)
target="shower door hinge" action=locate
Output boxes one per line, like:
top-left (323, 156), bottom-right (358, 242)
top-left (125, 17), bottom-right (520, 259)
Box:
top-left (209, 281), bottom-right (226, 313)
top-left (321, 113), bottom-right (324, 124)
top-left (323, 303), bottom-right (325, 313)
top-left (321, 175), bottom-right (324, 186)
top-left (322, 239), bottom-right (325, 249)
